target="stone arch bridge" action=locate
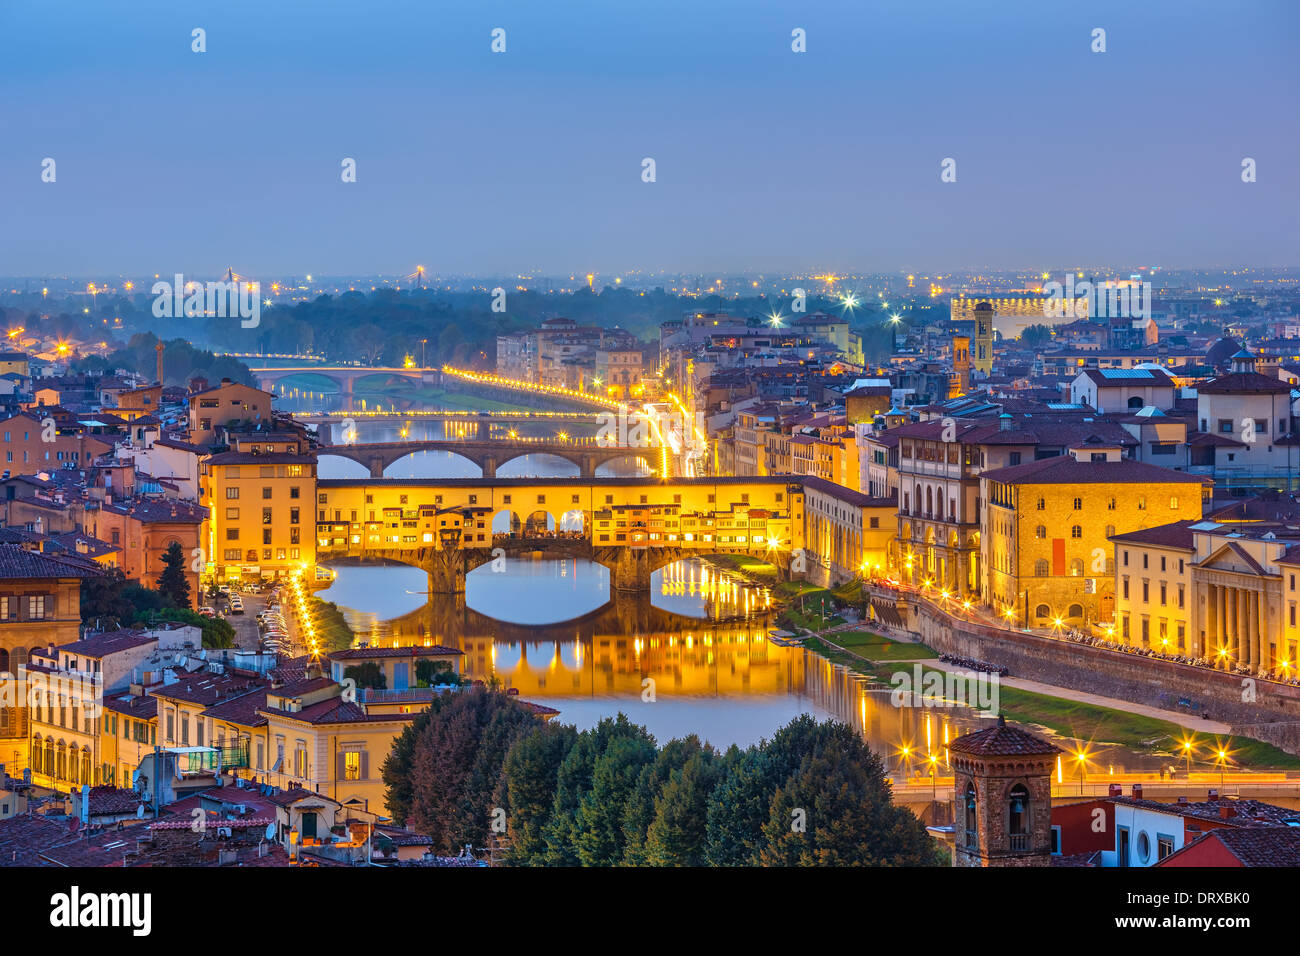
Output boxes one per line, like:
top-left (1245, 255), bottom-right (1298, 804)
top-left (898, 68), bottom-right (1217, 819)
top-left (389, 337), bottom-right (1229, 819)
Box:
top-left (317, 440), bottom-right (654, 478)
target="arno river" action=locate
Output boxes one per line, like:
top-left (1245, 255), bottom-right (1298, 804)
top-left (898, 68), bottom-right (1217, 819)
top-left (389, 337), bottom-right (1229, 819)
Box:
top-left (303, 410), bottom-right (1162, 770)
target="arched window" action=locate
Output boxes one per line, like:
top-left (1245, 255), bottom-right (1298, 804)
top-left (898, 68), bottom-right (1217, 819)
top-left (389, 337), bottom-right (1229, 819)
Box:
top-left (964, 783), bottom-right (978, 849)
top-left (1067, 603), bottom-right (1084, 619)
top-left (1127, 396), bottom-right (1144, 409)
top-left (1105, 524), bottom-right (1115, 539)
top-left (31, 735), bottom-right (42, 775)
top-left (1036, 497), bottom-right (1046, 510)
top-left (1034, 604), bottom-right (1051, 618)
top-left (1073, 497), bottom-right (1082, 510)
top-left (1071, 525), bottom-right (1082, 538)
top-left (1035, 525), bottom-right (1046, 539)
top-left (1009, 784), bottom-right (1030, 850)
top-left (81, 749), bottom-right (92, 786)
top-left (1070, 558), bottom-right (1084, 577)
top-left (1035, 559), bottom-right (1049, 576)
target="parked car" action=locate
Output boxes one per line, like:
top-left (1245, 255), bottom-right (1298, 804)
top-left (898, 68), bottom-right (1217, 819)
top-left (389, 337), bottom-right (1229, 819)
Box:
top-left (197, 606), bottom-right (217, 618)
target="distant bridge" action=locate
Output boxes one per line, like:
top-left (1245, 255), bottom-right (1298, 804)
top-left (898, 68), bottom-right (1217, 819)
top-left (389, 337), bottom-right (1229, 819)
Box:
top-left (313, 475), bottom-right (800, 593)
top-left (252, 366), bottom-right (432, 401)
top-left (317, 438), bottom-right (655, 478)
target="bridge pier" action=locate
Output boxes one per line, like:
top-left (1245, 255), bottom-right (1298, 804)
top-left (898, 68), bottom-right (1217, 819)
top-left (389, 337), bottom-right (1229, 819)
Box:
top-left (367, 457), bottom-right (385, 479)
top-left (600, 547), bottom-right (679, 592)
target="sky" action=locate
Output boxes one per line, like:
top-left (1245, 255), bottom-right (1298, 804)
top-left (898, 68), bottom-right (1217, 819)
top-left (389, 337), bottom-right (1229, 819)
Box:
top-left (1, 0), bottom-right (1297, 277)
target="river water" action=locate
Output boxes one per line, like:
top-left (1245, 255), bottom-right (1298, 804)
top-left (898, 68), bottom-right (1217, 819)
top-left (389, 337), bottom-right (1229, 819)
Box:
top-left (308, 414), bottom-right (1164, 770)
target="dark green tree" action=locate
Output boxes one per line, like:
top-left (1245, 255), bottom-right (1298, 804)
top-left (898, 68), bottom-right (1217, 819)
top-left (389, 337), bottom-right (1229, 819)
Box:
top-left (343, 662), bottom-right (386, 690)
top-left (155, 541), bottom-right (191, 609)
top-left (496, 722), bottom-right (579, 865)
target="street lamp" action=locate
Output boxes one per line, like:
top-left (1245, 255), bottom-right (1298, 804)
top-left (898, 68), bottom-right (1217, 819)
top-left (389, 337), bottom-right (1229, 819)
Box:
top-left (1181, 738), bottom-right (1195, 776)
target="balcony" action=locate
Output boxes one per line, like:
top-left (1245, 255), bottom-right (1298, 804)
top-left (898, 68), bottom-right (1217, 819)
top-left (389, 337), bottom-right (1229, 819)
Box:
top-left (1009, 833), bottom-right (1029, 851)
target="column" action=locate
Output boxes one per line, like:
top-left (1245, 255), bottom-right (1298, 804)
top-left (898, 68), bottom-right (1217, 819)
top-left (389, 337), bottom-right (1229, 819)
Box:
top-left (1255, 590), bottom-right (1266, 671)
top-left (1201, 582), bottom-right (1211, 658)
top-left (1218, 585), bottom-right (1229, 666)
top-left (1242, 590), bottom-right (1253, 671)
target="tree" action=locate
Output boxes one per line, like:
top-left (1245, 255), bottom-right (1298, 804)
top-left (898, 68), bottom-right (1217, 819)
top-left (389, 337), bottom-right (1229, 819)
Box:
top-left (1019, 324), bottom-right (1054, 348)
top-left (155, 541), bottom-right (191, 609)
top-left (573, 734), bottom-right (657, 865)
top-left (80, 568), bottom-right (132, 626)
top-left (642, 749), bottom-right (724, 866)
top-left (402, 689), bottom-right (540, 853)
top-left (620, 735), bottom-right (705, 865)
top-left (343, 662), bottom-right (386, 690)
top-left (497, 722), bottom-right (578, 865)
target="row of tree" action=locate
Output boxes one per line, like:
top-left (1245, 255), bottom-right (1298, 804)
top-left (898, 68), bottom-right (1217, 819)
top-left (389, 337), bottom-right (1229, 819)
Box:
top-left (382, 691), bottom-right (944, 866)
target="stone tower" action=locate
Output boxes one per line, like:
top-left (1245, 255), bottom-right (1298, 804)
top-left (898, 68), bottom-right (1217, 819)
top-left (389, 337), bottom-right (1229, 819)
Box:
top-left (972, 301), bottom-right (994, 375)
top-left (950, 334), bottom-right (971, 397)
top-left (949, 716), bottom-right (1059, 867)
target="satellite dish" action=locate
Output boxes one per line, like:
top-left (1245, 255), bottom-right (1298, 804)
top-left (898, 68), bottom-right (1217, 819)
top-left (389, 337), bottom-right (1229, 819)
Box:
top-left (264, 823), bottom-right (276, 841)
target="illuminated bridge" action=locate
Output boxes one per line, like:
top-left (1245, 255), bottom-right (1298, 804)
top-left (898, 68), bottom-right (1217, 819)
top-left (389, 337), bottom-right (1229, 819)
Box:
top-left (314, 476), bottom-right (803, 593)
top-left (317, 437), bottom-right (657, 478)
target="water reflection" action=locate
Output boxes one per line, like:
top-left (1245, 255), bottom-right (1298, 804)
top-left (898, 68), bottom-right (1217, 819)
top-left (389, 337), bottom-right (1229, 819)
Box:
top-left (316, 559), bottom-right (998, 751)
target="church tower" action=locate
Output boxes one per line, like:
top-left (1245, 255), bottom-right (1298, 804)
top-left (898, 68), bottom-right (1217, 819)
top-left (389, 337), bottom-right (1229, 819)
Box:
top-left (950, 716), bottom-right (1058, 867)
top-left (971, 301), bottom-right (994, 375)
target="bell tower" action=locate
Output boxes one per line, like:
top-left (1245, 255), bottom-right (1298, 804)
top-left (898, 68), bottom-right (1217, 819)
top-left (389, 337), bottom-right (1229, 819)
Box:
top-left (950, 716), bottom-right (1058, 867)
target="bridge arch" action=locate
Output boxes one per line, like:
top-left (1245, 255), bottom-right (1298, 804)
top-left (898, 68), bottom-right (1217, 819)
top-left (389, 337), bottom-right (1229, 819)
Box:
top-left (594, 453), bottom-right (655, 477)
top-left (494, 451), bottom-right (582, 478)
top-left (377, 447), bottom-right (483, 479)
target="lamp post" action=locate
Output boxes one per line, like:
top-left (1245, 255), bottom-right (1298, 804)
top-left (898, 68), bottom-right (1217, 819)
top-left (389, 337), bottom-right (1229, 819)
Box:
top-left (420, 338), bottom-right (427, 368)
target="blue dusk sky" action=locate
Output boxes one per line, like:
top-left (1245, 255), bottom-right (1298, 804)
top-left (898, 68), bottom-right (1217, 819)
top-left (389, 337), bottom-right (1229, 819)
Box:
top-left (1, 0), bottom-right (1297, 276)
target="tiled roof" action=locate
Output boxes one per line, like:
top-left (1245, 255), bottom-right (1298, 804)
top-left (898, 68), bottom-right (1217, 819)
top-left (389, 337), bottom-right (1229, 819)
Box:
top-left (950, 717), bottom-right (1060, 757)
top-left (329, 645), bottom-right (464, 660)
top-left (801, 476), bottom-right (896, 509)
top-left (0, 544), bottom-right (105, 580)
top-left (201, 689), bottom-right (270, 727)
top-left (1197, 372), bottom-right (1292, 395)
top-left (1109, 520), bottom-right (1198, 550)
top-left (981, 454), bottom-right (1210, 486)
top-left (55, 630), bottom-right (156, 659)
top-left (1182, 826), bottom-right (1300, 866)
top-left (152, 674), bottom-right (268, 707)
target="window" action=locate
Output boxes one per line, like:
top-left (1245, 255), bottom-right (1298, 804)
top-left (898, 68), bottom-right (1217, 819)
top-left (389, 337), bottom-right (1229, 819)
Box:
top-left (344, 751), bottom-right (362, 780)
top-left (27, 596), bottom-right (47, 620)
top-left (1170, 496), bottom-right (1179, 510)
top-left (225, 487), bottom-right (239, 499)
top-left (964, 783), bottom-right (978, 850)
top-left (1035, 559), bottom-right (1049, 576)
top-left (1008, 784), bottom-right (1029, 851)
top-left (1072, 498), bottom-right (1082, 510)
top-left (1070, 525), bottom-right (1082, 538)
top-left (262, 486), bottom-right (272, 499)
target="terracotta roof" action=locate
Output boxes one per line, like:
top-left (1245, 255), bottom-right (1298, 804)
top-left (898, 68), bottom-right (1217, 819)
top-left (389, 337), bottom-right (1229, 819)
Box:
top-left (1197, 372), bottom-right (1292, 395)
top-left (55, 630), bottom-right (156, 659)
top-left (949, 717), bottom-right (1060, 757)
top-left (329, 645), bottom-right (463, 660)
top-left (981, 454), bottom-right (1210, 486)
top-left (0, 545), bottom-right (106, 580)
top-left (1108, 519), bottom-right (1198, 550)
top-left (1165, 826), bottom-right (1300, 866)
top-left (801, 475), bottom-right (896, 509)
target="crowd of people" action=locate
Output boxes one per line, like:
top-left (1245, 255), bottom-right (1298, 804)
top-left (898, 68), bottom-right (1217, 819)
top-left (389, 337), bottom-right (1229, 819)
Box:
top-left (938, 654), bottom-right (1008, 677)
top-left (1057, 629), bottom-right (1300, 687)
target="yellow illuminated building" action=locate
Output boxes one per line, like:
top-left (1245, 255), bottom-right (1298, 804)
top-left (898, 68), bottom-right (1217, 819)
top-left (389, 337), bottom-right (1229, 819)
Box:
top-left (200, 437), bottom-right (318, 582)
top-left (981, 443), bottom-right (1210, 628)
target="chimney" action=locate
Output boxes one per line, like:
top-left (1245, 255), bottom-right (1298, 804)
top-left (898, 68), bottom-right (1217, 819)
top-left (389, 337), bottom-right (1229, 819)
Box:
top-left (1220, 805), bottom-right (1235, 819)
top-left (1176, 795), bottom-right (1188, 805)
top-left (1107, 784), bottom-right (1122, 797)
top-left (1131, 784), bottom-right (1143, 799)
top-left (1207, 788), bottom-right (1220, 802)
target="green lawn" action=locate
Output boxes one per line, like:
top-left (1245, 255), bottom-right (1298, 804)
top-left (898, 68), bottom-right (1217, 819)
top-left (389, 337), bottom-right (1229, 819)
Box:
top-left (831, 632), bottom-right (938, 661)
top-left (802, 643), bottom-right (1300, 771)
